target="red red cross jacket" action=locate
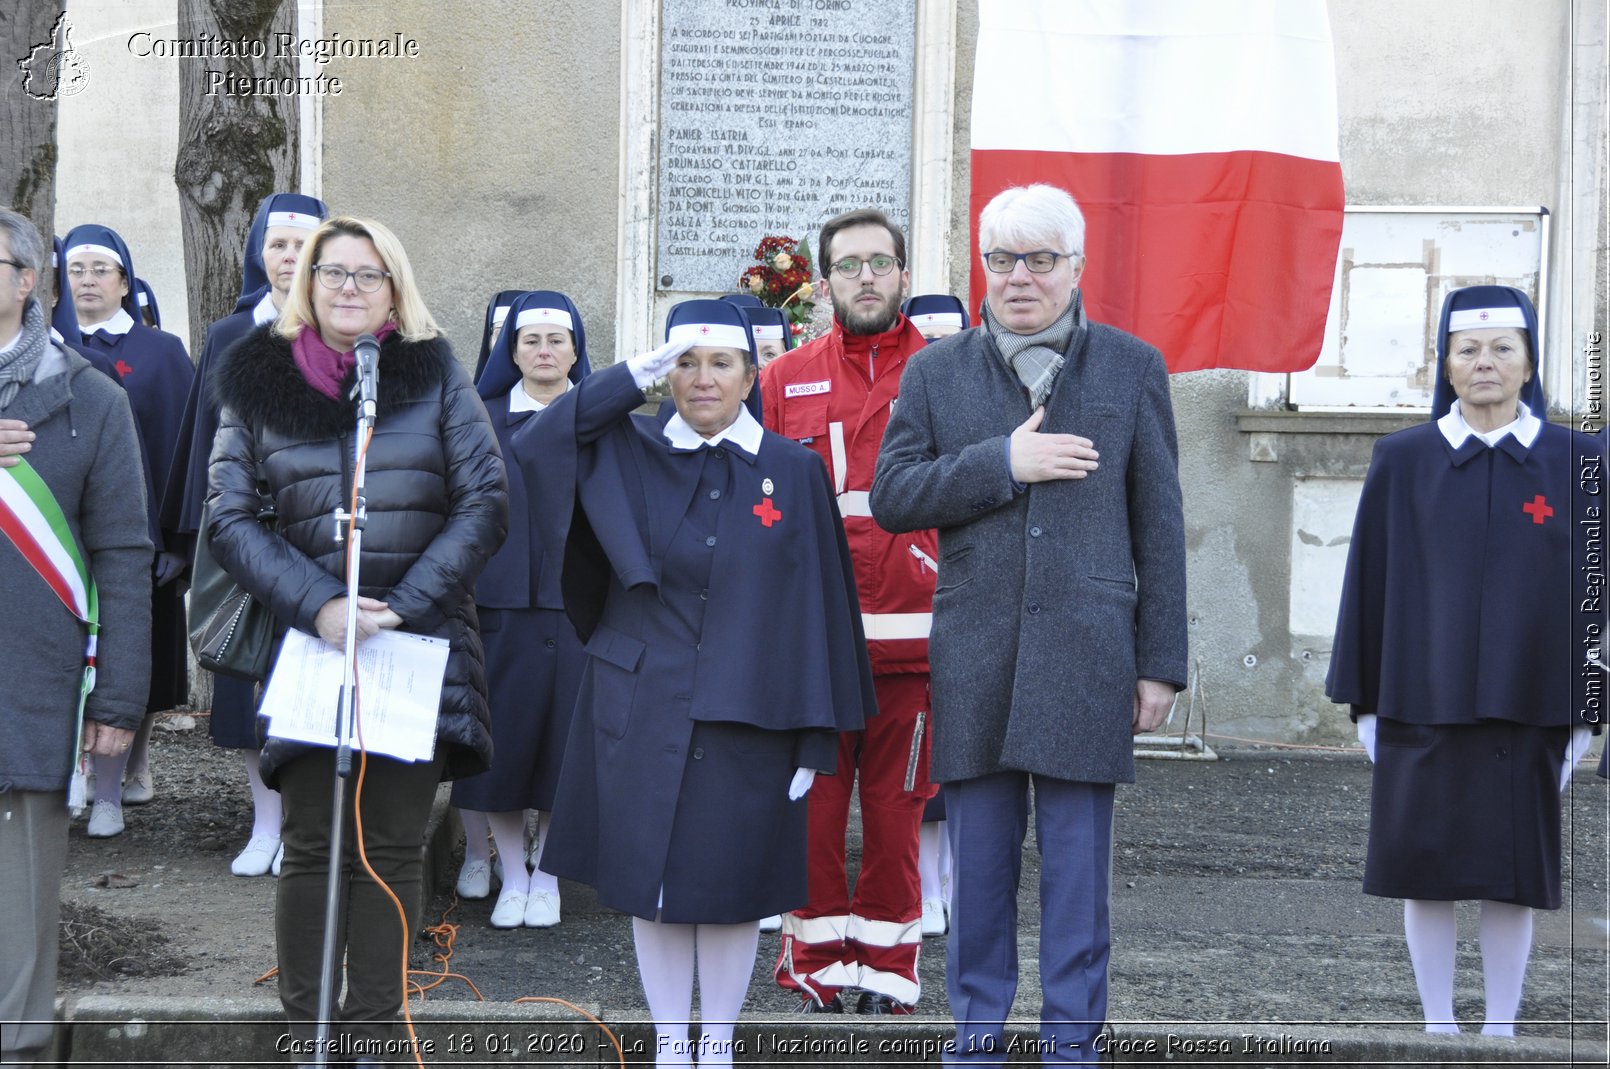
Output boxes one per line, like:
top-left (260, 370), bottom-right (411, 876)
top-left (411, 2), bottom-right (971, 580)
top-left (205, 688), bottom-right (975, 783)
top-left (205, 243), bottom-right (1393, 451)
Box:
top-left (761, 317), bottom-right (937, 675)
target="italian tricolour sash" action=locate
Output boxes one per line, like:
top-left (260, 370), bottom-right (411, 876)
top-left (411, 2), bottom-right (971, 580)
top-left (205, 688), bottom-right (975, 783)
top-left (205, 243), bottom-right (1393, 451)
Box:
top-left (0, 457), bottom-right (99, 806)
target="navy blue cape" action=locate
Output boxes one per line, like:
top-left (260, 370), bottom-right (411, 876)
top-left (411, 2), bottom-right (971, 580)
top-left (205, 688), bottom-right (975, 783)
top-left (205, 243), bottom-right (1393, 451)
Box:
top-left (511, 361), bottom-right (875, 735)
top-left (1327, 421), bottom-right (1602, 728)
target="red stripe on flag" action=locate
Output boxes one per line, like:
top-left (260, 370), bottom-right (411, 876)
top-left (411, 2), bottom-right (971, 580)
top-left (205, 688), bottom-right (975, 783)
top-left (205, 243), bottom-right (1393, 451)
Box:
top-left (0, 501), bottom-right (80, 615)
top-left (970, 148), bottom-right (1343, 374)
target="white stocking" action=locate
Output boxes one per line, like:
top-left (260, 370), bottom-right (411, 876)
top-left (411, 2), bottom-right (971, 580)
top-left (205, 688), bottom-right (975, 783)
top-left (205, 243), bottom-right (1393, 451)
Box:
top-left (126, 712), bottom-right (156, 775)
top-left (633, 916), bottom-right (696, 1068)
top-left (694, 921), bottom-right (759, 1069)
top-left (1403, 899), bottom-right (1459, 1032)
top-left (486, 810), bottom-right (530, 894)
top-left (243, 750), bottom-right (281, 840)
top-left (1478, 900), bottom-right (1533, 1037)
top-left (459, 809), bottom-right (491, 864)
top-left (919, 821), bottom-right (944, 899)
top-left (530, 810), bottom-right (560, 896)
top-left (91, 752), bottom-right (129, 805)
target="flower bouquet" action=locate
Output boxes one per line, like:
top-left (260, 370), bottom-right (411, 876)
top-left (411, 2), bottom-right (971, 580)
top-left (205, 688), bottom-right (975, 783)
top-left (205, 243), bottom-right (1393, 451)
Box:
top-left (737, 234), bottom-right (817, 340)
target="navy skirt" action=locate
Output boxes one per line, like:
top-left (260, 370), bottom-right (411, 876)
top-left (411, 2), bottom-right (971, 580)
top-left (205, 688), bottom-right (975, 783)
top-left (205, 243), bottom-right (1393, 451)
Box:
top-left (207, 674), bottom-right (261, 750)
top-left (450, 607), bottom-right (581, 813)
top-left (1365, 718), bottom-right (1569, 909)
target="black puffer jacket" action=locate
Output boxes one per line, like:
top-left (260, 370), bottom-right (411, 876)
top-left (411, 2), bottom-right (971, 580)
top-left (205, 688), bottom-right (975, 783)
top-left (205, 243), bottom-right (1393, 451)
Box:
top-left (206, 325), bottom-right (507, 785)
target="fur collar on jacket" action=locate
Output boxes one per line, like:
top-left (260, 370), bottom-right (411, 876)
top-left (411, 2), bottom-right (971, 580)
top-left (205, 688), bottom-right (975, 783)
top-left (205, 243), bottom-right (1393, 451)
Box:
top-left (211, 323), bottom-right (456, 440)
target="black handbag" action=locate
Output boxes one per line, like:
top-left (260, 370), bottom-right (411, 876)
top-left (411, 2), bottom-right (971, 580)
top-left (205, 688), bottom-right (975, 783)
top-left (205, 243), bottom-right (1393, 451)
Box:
top-left (188, 462), bottom-right (278, 681)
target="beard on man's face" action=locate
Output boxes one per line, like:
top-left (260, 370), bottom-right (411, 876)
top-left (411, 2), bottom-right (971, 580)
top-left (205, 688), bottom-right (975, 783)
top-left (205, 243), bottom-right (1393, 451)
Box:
top-left (836, 289), bottom-right (900, 336)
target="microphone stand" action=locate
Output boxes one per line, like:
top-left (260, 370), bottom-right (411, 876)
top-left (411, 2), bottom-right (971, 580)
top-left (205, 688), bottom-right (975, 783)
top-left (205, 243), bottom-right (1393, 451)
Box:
top-left (312, 334), bottom-right (380, 1067)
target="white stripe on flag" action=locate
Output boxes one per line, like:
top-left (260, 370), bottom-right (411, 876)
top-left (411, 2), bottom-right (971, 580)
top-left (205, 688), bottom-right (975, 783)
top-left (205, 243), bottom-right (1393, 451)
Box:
top-left (0, 471), bottom-right (89, 615)
top-left (971, 0), bottom-right (1340, 162)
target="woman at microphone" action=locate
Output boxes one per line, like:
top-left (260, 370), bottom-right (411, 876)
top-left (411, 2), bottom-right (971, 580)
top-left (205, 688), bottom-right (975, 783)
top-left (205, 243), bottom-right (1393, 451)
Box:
top-left (205, 216), bottom-right (506, 1058)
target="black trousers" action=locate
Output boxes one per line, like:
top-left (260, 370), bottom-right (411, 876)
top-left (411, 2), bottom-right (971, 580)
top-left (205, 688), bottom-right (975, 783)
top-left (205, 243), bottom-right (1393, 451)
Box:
top-left (274, 748), bottom-right (443, 1056)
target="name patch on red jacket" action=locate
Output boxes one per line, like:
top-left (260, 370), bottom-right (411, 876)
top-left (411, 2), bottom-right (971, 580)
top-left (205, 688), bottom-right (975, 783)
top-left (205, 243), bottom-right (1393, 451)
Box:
top-left (784, 380), bottom-right (831, 398)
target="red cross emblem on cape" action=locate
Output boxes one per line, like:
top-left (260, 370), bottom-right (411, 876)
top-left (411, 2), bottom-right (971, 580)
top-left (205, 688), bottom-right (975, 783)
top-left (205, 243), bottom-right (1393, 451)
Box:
top-left (1522, 494), bottom-right (1553, 525)
top-left (752, 497), bottom-right (781, 527)
top-left (114, 360), bottom-right (133, 377)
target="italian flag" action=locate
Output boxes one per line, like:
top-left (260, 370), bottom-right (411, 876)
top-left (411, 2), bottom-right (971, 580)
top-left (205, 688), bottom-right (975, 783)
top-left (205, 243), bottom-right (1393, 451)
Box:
top-left (969, 0), bottom-right (1345, 373)
top-left (0, 458), bottom-right (98, 700)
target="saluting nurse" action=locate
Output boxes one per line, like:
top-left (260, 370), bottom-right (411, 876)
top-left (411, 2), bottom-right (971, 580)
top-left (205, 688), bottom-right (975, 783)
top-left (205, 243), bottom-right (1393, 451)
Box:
top-left (512, 298), bottom-right (875, 1068)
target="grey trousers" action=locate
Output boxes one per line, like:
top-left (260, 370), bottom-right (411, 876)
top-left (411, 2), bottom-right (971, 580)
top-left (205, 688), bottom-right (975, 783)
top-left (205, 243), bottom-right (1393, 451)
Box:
top-left (0, 790), bottom-right (69, 1066)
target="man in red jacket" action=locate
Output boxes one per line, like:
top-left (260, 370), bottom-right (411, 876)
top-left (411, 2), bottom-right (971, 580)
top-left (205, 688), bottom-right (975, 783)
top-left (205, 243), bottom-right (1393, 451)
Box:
top-left (764, 209), bottom-right (938, 1014)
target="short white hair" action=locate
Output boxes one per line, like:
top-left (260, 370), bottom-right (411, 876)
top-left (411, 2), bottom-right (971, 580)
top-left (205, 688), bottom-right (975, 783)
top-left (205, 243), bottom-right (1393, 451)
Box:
top-left (978, 184), bottom-right (1086, 260)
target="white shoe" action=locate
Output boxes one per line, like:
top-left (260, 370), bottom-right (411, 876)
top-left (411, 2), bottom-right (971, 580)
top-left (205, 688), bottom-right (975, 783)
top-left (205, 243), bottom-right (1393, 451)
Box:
top-left (489, 886), bottom-right (528, 929)
top-left (271, 843), bottom-right (284, 877)
top-left (86, 799), bottom-right (124, 838)
top-left (121, 768), bottom-right (154, 805)
top-left (231, 835), bottom-right (281, 877)
top-left (921, 896), bottom-right (948, 937)
top-left (758, 914), bottom-right (783, 933)
top-left (524, 889), bottom-right (561, 928)
top-left (456, 859), bottom-right (493, 900)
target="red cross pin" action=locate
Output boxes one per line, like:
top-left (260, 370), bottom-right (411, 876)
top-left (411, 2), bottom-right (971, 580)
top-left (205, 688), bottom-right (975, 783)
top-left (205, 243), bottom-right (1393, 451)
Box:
top-left (1522, 494), bottom-right (1553, 525)
top-left (114, 359), bottom-right (133, 377)
top-left (699, 325), bottom-right (711, 336)
top-left (1479, 311), bottom-right (1490, 321)
top-left (753, 497), bottom-right (781, 527)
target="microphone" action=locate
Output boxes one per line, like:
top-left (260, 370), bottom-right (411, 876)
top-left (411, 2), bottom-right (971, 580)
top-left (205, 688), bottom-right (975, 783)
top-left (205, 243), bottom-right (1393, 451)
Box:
top-left (351, 333), bottom-right (380, 421)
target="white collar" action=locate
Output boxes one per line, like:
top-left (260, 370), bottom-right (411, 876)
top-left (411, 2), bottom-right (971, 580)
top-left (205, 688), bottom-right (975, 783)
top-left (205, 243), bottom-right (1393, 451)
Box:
top-left (509, 377), bottom-right (571, 414)
top-left (662, 403), bottom-right (764, 454)
top-left (1437, 398), bottom-right (1541, 449)
top-left (252, 291), bottom-right (279, 325)
top-left (82, 307), bottom-right (135, 336)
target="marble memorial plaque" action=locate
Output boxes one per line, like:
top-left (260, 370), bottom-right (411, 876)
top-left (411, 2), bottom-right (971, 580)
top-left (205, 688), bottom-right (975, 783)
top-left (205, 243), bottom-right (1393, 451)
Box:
top-left (657, 0), bottom-right (916, 293)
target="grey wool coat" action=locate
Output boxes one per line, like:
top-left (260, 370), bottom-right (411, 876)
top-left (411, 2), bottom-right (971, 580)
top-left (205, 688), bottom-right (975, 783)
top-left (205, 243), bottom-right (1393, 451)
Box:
top-left (870, 320), bottom-right (1188, 785)
top-left (0, 336), bottom-right (152, 793)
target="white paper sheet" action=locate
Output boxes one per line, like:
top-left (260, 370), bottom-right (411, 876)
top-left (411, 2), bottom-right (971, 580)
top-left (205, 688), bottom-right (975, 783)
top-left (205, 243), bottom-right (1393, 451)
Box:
top-left (261, 628), bottom-right (448, 762)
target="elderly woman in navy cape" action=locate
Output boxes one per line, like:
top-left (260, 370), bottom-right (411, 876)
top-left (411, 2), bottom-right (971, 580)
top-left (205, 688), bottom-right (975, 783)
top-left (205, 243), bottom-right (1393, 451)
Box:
top-left (451, 290), bottom-right (590, 931)
top-left (60, 223), bottom-right (194, 838)
top-left (511, 298), bottom-right (875, 1068)
top-left (161, 192), bottom-right (328, 878)
top-left (1327, 284), bottom-right (1599, 1038)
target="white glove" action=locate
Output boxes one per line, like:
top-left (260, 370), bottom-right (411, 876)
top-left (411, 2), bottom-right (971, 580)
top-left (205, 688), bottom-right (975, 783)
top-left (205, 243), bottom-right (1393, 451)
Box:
top-left (1561, 726), bottom-right (1593, 791)
top-left (625, 338), bottom-right (695, 390)
top-left (1356, 714), bottom-right (1377, 763)
top-left (788, 767), bottom-right (816, 801)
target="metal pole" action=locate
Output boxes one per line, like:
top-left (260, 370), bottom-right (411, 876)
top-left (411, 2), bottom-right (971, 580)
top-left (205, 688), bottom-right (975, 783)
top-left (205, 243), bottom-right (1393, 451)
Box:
top-left (311, 411), bottom-right (371, 1068)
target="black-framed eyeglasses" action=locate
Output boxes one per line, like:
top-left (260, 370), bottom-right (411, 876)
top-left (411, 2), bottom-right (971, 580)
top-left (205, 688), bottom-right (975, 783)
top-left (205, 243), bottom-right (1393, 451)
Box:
top-left (830, 254), bottom-right (902, 279)
top-left (66, 263), bottom-right (122, 281)
top-left (313, 264), bottom-right (391, 293)
top-left (983, 250), bottom-right (1075, 274)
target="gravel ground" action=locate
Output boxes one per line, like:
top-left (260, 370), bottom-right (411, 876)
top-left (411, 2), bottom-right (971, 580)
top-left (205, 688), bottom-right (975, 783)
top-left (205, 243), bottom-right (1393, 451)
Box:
top-left (58, 713), bottom-right (1609, 1048)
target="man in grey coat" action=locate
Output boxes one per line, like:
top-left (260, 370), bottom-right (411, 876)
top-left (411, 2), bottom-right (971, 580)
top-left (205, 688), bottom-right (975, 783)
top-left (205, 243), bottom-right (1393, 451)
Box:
top-left (0, 208), bottom-right (152, 1067)
top-left (871, 184), bottom-right (1187, 1066)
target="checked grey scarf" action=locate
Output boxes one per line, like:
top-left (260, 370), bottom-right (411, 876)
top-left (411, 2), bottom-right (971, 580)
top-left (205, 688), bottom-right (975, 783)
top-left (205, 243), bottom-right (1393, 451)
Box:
top-left (984, 290), bottom-right (1087, 409)
top-left (0, 299), bottom-right (49, 411)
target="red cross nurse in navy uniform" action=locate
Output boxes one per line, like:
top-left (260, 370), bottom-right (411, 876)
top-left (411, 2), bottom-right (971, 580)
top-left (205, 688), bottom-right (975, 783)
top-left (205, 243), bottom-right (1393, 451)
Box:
top-left (511, 298), bottom-right (875, 1067)
top-left (1327, 284), bottom-right (1599, 1037)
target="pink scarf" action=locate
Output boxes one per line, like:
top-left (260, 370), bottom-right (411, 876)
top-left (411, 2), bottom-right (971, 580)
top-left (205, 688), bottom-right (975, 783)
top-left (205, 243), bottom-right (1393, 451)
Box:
top-left (292, 322), bottom-right (396, 400)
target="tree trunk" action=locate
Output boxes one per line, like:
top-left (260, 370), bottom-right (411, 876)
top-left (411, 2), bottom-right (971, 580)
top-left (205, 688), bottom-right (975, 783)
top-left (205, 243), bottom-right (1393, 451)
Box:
top-left (1, 1), bottom-right (67, 289)
top-left (175, 0), bottom-right (300, 357)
